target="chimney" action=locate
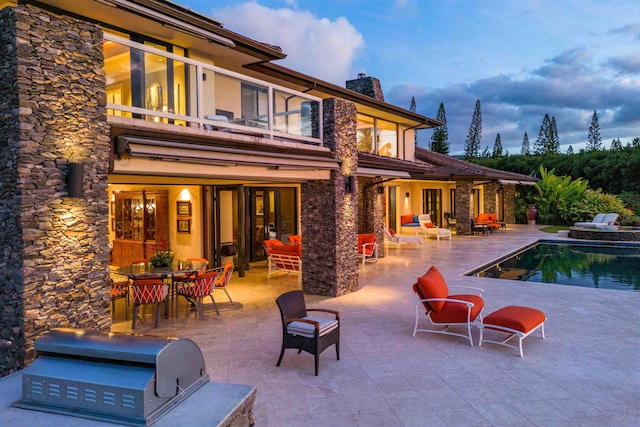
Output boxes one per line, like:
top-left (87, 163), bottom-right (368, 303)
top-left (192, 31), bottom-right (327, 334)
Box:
top-left (346, 73), bottom-right (385, 102)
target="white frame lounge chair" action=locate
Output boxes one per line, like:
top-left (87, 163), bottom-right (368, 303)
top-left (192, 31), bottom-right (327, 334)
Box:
top-left (383, 228), bottom-right (423, 246)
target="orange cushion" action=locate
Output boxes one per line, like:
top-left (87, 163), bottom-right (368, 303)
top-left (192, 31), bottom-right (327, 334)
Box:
top-left (416, 266), bottom-right (449, 314)
top-left (270, 244), bottom-right (301, 258)
top-left (358, 234), bottom-right (376, 255)
top-left (401, 215), bottom-right (415, 225)
top-left (423, 222), bottom-right (435, 228)
top-left (429, 294), bottom-right (484, 323)
top-left (484, 306), bottom-right (545, 333)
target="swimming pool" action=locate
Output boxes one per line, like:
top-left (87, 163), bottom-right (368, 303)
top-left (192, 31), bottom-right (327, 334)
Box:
top-left (467, 240), bottom-right (640, 291)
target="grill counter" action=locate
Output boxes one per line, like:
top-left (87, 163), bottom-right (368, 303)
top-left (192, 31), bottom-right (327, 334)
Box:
top-left (13, 328), bottom-right (209, 426)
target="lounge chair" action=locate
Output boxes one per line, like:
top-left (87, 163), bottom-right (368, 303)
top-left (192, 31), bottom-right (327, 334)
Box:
top-left (383, 227), bottom-right (423, 245)
top-left (574, 213), bottom-right (619, 229)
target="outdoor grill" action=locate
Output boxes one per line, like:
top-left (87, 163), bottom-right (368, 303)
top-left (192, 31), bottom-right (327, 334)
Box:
top-left (13, 328), bottom-right (209, 426)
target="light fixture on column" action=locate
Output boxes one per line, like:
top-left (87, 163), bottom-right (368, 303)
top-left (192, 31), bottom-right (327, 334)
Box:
top-left (405, 192), bottom-right (410, 198)
top-left (345, 175), bottom-right (357, 194)
top-left (377, 186), bottom-right (384, 195)
top-left (67, 162), bottom-right (84, 198)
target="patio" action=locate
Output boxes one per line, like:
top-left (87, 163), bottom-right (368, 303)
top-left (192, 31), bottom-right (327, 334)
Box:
top-left (4, 225), bottom-right (639, 426)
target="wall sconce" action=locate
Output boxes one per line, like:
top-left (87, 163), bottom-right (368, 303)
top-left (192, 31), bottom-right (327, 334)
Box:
top-left (377, 186), bottom-right (384, 195)
top-left (345, 175), bottom-right (357, 194)
top-left (405, 192), bottom-right (410, 198)
top-left (67, 163), bottom-right (84, 198)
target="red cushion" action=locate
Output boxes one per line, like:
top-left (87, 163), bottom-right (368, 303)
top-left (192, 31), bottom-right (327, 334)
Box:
top-left (484, 306), bottom-right (545, 333)
top-left (270, 244), bottom-right (301, 258)
top-left (401, 215), bottom-right (415, 225)
top-left (423, 222), bottom-right (435, 228)
top-left (358, 234), bottom-right (376, 255)
top-left (416, 266), bottom-right (449, 313)
top-left (430, 294), bottom-right (485, 323)
top-left (388, 228), bottom-right (395, 236)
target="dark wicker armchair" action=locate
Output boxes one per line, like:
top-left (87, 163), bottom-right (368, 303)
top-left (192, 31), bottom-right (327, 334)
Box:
top-left (275, 290), bottom-right (340, 376)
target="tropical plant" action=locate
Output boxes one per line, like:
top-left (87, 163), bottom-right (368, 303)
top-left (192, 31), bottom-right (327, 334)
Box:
top-left (533, 166), bottom-right (589, 225)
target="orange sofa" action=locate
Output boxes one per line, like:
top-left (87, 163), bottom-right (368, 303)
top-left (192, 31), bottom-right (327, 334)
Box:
top-left (475, 213), bottom-right (502, 231)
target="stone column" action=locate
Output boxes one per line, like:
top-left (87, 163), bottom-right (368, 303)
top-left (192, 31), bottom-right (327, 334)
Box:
top-left (502, 184), bottom-right (516, 223)
top-left (356, 176), bottom-right (385, 256)
top-left (454, 181), bottom-right (474, 235)
top-left (483, 182), bottom-right (499, 214)
top-left (0, 5), bottom-right (111, 375)
top-left (301, 98), bottom-right (359, 296)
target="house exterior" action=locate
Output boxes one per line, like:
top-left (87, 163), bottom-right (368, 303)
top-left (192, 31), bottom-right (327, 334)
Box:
top-left (0, 0), bottom-right (535, 375)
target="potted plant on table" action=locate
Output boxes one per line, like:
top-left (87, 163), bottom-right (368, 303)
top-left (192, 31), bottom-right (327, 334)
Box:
top-left (150, 239), bottom-right (174, 267)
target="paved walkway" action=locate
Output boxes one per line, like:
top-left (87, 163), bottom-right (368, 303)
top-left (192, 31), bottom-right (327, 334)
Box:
top-left (112, 225), bottom-right (639, 426)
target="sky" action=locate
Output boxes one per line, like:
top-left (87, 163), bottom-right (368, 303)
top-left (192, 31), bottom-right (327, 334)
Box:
top-left (175, 0), bottom-right (640, 155)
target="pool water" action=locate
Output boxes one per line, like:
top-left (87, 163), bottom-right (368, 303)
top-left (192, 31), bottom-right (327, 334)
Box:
top-left (469, 241), bottom-right (640, 291)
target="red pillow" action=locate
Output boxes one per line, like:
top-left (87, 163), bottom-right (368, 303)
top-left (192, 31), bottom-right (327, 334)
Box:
top-left (423, 222), bottom-right (435, 228)
top-left (416, 266), bottom-right (449, 313)
top-left (389, 228), bottom-right (395, 236)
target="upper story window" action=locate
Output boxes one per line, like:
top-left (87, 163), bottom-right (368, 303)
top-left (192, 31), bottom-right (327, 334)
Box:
top-left (356, 114), bottom-right (398, 157)
top-left (102, 31), bottom-right (322, 145)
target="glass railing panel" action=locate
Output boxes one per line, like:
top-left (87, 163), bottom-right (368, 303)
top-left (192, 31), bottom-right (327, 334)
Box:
top-left (272, 90), bottom-right (321, 138)
top-left (103, 34), bottom-right (323, 145)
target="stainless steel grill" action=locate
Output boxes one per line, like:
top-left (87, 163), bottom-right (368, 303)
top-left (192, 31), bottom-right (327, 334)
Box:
top-left (13, 328), bottom-right (209, 426)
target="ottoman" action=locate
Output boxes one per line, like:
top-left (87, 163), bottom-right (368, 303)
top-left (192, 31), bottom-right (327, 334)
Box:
top-left (478, 306), bottom-right (546, 357)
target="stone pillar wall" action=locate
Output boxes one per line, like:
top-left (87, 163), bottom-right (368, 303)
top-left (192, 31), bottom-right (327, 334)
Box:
top-left (454, 181), bottom-right (474, 235)
top-left (301, 98), bottom-right (359, 296)
top-left (0, 5), bottom-right (111, 376)
top-left (357, 177), bottom-right (385, 257)
top-left (502, 184), bottom-right (516, 224)
top-left (483, 182), bottom-right (499, 214)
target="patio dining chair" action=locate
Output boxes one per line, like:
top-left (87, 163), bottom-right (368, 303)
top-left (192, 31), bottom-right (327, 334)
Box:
top-left (131, 278), bottom-right (169, 329)
top-left (213, 263), bottom-right (234, 304)
top-left (175, 270), bottom-right (220, 318)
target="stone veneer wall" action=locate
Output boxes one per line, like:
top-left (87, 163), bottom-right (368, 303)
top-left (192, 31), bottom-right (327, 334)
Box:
top-left (0, 5), bottom-right (111, 376)
top-left (483, 182), bottom-right (499, 214)
top-left (356, 177), bottom-right (385, 256)
top-left (502, 185), bottom-right (516, 223)
top-left (301, 98), bottom-right (359, 296)
top-left (454, 181), bottom-right (474, 235)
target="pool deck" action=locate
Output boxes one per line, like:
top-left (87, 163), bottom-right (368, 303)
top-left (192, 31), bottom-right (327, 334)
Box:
top-left (7, 225), bottom-right (640, 426)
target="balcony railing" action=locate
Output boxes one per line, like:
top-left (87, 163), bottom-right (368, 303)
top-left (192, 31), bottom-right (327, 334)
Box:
top-left (103, 33), bottom-right (323, 145)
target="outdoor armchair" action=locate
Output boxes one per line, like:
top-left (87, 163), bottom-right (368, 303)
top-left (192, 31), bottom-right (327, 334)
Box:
top-left (276, 290), bottom-right (340, 376)
top-left (412, 266), bottom-right (485, 346)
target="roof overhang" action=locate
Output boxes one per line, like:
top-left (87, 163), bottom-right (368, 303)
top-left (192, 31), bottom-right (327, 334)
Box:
top-left (498, 179), bottom-right (537, 186)
top-left (357, 167), bottom-right (411, 179)
top-left (243, 62), bottom-right (441, 128)
top-left (116, 136), bottom-right (340, 171)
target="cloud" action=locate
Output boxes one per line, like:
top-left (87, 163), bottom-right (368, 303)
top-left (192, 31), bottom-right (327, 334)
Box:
top-left (609, 21), bottom-right (640, 38)
top-left (607, 55), bottom-right (640, 75)
top-left (212, 1), bottom-right (364, 84)
top-left (532, 47), bottom-right (593, 79)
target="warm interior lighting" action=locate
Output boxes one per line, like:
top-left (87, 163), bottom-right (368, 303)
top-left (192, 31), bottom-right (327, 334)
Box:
top-left (179, 189), bottom-right (191, 200)
top-left (405, 192), bottom-right (410, 198)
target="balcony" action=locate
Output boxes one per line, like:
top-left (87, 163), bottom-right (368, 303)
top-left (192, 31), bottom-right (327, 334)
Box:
top-left (103, 33), bottom-right (322, 145)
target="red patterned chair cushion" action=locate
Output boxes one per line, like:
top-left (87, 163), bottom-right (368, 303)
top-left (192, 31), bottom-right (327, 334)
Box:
top-left (132, 279), bottom-right (168, 304)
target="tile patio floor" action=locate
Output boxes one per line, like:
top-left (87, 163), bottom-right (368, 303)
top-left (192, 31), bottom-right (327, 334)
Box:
top-left (111, 224), bottom-right (640, 426)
